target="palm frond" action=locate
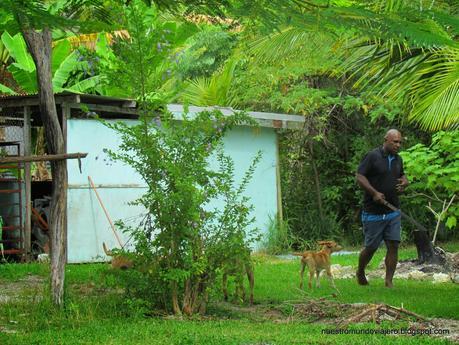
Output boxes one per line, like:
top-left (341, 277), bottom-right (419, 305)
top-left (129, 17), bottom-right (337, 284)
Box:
top-left (408, 48), bottom-right (459, 130)
top-left (0, 0), bottom-right (111, 33)
top-left (249, 27), bottom-right (329, 63)
top-left (181, 57), bottom-right (237, 106)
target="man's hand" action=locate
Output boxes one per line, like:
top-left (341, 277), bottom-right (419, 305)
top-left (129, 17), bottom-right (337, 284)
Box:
top-left (372, 191), bottom-right (386, 204)
top-left (396, 176), bottom-right (409, 193)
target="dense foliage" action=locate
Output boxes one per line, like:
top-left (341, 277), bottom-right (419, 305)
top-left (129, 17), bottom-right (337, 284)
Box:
top-left (401, 131), bottom-right (459, 232)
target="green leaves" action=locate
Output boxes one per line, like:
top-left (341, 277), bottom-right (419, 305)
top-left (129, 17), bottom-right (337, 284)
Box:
top-left (0, 31), bottom-right (37, 93)
top-left (53, 50), bottom-right (78, 91)
top-left (401, 130), bottom-right (459, 229)
top-left (408, 48), bottom-right (459, 131)
top-left (182, 57), bottom-right (238, 106)
top-left (0, 31), bottom-right (102, 95)
top-left (1, 31), bottom-right (34, 72)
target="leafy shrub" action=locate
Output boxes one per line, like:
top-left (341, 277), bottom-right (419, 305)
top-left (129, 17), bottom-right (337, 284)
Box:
top-left (103, 109), bottom-right (261, 315)
top-left (401, 130), bottom-right (459, 232)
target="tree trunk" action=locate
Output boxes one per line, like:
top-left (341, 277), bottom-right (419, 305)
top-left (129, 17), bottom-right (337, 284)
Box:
top-left (307, 141), bottom-right (324, 220)
top-left (413, 231), bottom-right (445, 265)
top-left (171, 281), bottom-right (181, 315)
top-left (22, 28), bottom-right (68, 306)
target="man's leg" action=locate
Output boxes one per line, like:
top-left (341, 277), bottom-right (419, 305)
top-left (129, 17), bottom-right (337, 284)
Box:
top-left (384, 240), bottom-right (399, 288)
top-left (357, 246), bottom-right (377, 285)
top-left (357, 219), bottom-right (383, 285)
top-left (384, 215), bottom-right (401, 288)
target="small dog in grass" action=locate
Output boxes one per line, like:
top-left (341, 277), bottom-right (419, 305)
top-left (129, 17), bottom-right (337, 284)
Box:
top-left (102, 242), bottom-right (134, 270)
top-left (222, 250), bottom-right (255, 305)
top-left (294, 240), bottom-right (343, 290)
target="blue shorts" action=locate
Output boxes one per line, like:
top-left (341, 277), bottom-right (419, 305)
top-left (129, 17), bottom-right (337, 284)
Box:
top-left (362, 215), bottom-right (401, 249)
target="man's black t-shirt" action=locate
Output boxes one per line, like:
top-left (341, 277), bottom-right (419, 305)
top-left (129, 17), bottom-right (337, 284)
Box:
top-left (357, 147), bottom-right (405, 214)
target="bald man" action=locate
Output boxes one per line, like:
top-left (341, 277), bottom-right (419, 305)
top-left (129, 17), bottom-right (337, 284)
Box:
top-left (356, 129), bottom-right (409, 288)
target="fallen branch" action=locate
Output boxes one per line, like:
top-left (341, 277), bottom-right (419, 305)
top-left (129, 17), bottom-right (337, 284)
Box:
top-left (339, 303), bottom-right (427, 327)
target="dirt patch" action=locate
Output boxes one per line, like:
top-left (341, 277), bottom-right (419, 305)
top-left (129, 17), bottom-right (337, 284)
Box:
top-left (0, 274), bottom-right (45, 303)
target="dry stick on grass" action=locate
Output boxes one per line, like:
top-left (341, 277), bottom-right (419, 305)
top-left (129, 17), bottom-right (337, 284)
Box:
top-left (339, 303), bottom-right (427, 327)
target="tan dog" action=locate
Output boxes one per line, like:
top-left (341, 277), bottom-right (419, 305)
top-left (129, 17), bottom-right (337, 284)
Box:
top-left (102, 242), bottom-right (134, 270)
top-left (294, 240), bottom-right (343, 290)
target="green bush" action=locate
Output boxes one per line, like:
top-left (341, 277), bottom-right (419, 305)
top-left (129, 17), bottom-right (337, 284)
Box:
top-left (103, 109), bottom-right (261, 315)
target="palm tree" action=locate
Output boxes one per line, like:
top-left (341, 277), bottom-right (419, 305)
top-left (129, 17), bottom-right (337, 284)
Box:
top-left (181, 57), bottom-right (238, 106)
top-left (248, 0), bottom-right (459, 131)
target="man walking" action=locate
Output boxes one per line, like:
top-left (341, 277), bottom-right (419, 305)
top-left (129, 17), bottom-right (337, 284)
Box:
top-left (356, 129), bottom-right (408, 288)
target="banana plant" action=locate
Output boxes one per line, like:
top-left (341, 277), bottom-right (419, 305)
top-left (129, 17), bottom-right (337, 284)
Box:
top-left (0, 31), bottom-right (100, 95)
top-left (0, 38), bottom-right (11, 94)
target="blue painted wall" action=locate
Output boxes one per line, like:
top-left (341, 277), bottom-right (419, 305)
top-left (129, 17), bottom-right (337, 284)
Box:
top-left (67, 119), bottom-right (278, 263)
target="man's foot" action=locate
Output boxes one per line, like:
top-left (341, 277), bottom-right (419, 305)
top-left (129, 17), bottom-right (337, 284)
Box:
top-left (385, 280), bottom-right (393, 288)
top-left (356, 270), bottom-right (369, 285)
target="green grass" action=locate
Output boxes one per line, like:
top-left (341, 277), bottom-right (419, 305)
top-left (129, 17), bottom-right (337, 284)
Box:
top-left (1, 319), bottom-right (453, 345)
top-left (0, 243), bottom-right (458, 345)
top-left (252, 252), bottom-right (459, 319)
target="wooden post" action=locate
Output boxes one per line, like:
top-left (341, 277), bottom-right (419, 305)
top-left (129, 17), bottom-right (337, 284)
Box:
top-left (23, 27), bottom-right (68, 306)
top-left (275, 132), bottom-right (283, 223)
top-left (23, 106), bottom-right (32, 261)
top-left (62, 104), bottom-right (69, 263)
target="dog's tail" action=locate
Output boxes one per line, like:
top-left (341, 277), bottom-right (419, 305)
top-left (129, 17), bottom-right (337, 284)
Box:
top-left (102, 242), bottom-right (113, 257)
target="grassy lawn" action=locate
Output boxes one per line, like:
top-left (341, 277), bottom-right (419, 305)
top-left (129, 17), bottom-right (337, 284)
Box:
top-left (0, 242), bottom-right (458, 345)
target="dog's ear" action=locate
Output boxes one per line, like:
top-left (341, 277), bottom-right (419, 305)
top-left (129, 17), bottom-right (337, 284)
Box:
top-left (317, 240), bottom-right (331, 246)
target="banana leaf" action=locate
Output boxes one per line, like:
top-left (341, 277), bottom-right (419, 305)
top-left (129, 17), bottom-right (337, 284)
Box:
top-left (7, 64), bottom-right (37, 92)
top-left (1, 31), bottom-right (34, 72)
top-left (51, 39), bottom-right (71, 75)
top-left (0, 40), bottom-right (9, 64)
top-left (52, 50), bottom-right (78, 90)
top-left (0, 83), bottom-right (16, 95)
top-left (63, 75), bottom-right (101, 93)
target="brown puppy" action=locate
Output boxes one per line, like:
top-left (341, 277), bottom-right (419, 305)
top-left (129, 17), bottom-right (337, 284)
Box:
top-left (102, 242), bottom-right (134, 270)
top-left (294, 240), bottom-right (343, 290)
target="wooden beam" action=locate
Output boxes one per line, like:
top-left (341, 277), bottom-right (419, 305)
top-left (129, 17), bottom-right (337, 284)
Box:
top-left (0, 152), bottom-right (87, 164)
top-left (66, 103), bottom-right (138, 115)
top-left (122, 100), bottom-right (136, 108)
top-left (0, 95), bottom-right (80, 108)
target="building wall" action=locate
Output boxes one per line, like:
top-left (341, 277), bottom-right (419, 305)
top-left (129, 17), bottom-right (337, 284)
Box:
top-left (66, 119), bottom-right (278, 263)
